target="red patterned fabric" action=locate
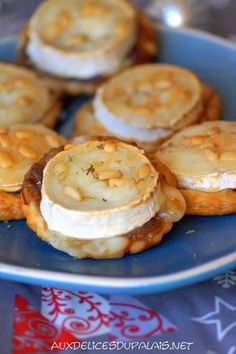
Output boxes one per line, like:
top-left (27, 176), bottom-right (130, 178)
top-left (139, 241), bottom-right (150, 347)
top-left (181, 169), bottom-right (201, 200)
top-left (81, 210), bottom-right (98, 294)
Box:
top-left (13, 295), bottom-right (79, 354)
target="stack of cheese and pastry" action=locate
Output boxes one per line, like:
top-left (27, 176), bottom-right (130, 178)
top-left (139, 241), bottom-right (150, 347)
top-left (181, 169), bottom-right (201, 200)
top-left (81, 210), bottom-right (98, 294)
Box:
top-left (17, 0), bottom-right (157, 95)
top-left (22, 139), bottom-right (186, 259)
top-left (156, 121), bottom-right (236, 215)
top-left (74, 64), bottom-right (222, 151)
top-left (0, 125), bottom-right (65, 220)
top-left (0, 62), bottom-right (62, 128)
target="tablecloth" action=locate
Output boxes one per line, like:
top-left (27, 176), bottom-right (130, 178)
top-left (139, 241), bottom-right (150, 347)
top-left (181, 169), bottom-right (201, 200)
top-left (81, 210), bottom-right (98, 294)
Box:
top-left (0, 1), bottom-right (236, 353)
top-left (0, 272), bottom-right (236, 354)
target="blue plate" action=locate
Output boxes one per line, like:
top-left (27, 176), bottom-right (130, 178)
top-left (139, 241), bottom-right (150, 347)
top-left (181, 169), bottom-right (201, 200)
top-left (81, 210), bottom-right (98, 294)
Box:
top-left (1, 27), bottom-right (236, 294)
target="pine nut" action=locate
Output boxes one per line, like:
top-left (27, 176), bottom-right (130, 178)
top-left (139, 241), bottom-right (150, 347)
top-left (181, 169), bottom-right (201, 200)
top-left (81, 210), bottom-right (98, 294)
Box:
top-left (204, 148), bottom-right (219, 161)
top-left (64, 186), bottom-right (83, 201)
top-left (18, 144), bottom-right (37, 159)
top-left (138, 164), bottom-right (151, 179)
top-left (109, 178), bottom-right (125, 187)
top-left (104, 143), bottom-right (116, 153)
top-left (98, 169), bottom-right (122, 181)
top-left (16, 130), bottom-right (33, 139)
top-left (17, 95), bottom-right (33, 106)
top-left (0, 134), bottom-right (9, 148)
top-left (0, 151), bottom-right (14, 168)
top-left (46, 134), bottom-right (61, 148)
top-left (207, 127), bottom-right (221, 136)
top-left (54, 163), bottom-right (67, 180)
top-left (220, 151), bottom-right (236, 161)
top-left (64, 144), bottom-right (76, 151)
top-left (190, 135), bottom-right (206, 146)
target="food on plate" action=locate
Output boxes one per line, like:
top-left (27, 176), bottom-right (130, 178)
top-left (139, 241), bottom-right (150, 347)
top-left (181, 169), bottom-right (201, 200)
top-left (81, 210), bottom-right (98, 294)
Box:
top-left (22, 138), bottom-right (186, 259)
top-left (0, 124), bottom-right (65, 220)
top-left (17, 0), bottom-right (157, 95)
top-left (0, 62), bottom-right (62, 128)
top-left (73, 64), bottom-right (222, 151)
top-left (156, 121), bottom-right (236, 215)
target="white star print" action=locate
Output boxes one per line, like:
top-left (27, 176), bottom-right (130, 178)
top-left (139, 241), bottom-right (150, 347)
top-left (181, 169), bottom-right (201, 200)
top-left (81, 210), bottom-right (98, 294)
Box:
top-left (192, 297), bottom-right (236, 341)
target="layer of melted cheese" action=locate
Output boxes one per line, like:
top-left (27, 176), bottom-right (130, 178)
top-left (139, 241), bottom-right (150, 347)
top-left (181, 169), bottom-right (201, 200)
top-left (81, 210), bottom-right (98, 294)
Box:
top-left (94, 64), bottom-right (202, 135)
top-left (27, 0), bottom-right (137, 79)
top-left (40, 141), bottom-right (161, 239)
top-left (0, 62), bottom-right (52, 128)
top-left (94, 90), bottom-right (173, 142)
top-left (0, 124), bottom-right (65, 192)
top-left (157, 121), bottom-right (236, 192)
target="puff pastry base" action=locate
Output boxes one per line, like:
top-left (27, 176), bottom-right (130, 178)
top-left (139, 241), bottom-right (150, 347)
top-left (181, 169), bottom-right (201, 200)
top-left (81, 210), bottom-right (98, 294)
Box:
top-left (21, 148), bottom-right (173, 259)
top-left (39, 98), bottom-right (62, 128)
top-left (0, 190), bottom-right (24, 220)
top-left (181, 188), bottom-right (236, 215)
top-left (17, 9), bottom-right (157, 96)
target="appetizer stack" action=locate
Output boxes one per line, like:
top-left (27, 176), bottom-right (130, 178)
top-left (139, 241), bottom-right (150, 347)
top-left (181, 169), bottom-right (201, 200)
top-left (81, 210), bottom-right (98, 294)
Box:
top-left (0, 0), bottom-right (233, 260)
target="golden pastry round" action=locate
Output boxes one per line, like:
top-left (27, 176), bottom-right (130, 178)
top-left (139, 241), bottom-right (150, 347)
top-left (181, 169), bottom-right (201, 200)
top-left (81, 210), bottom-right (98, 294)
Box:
top-left (0, 124), bottom-right (65, 220)
top-left (73, 65), bottom-right (222, 151)
top-left (0, 62), bottom-right (61, 128)
top-left (156, 121), bottom-right (236, 215)
top-left (21, 139), bottom-right (186, 259)
top-left (17, 1), bottom-right (157, 95)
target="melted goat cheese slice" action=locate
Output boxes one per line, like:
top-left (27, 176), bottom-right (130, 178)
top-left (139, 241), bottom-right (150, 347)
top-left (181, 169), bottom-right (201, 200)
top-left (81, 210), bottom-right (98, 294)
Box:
top-left (156, 121), bottom-right (236, 192)
top-left (93, 64), bottom-right (202, 141)
top-left (0, 62), bottom-right (52, 128)
top-left (0, 124), bottom-right (65, 192)
top-left (27, 0), bottom-right (137, 79)
top-left (40, 140), bottom-right (160, 239)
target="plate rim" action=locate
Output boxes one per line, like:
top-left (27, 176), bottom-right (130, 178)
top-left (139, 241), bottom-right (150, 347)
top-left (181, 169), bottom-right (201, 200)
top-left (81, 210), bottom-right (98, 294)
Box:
top-left (0, 251), bottom-right (236, 294)
top-left (1, 26), bottom-right (236, 294)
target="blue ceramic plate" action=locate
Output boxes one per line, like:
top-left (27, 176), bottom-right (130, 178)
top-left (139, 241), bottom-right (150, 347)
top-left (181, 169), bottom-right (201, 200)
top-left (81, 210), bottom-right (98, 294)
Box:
top-left (1, 27), bottom-right (236, 295)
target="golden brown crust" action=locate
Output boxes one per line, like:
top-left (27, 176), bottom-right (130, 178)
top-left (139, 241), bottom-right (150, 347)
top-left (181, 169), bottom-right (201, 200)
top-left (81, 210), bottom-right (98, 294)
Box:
top-left (0, 190), bottom-right (24, 220)
top-left (199, 84), bottom-right (222, 122)
top-left (38, 97), bottom-right (62, 128)
top-left (21, 146), bottom-right (173, 259)
top-left (180, 188), bottom-right (236, 215)
top-left (16, 7), bottom-right (158, 96)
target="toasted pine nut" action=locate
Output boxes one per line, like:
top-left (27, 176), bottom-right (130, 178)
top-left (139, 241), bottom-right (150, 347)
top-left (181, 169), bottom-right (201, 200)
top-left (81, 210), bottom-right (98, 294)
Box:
top-left (204, 148), bottom-right (219, 161)
top-left (17, 95), bottom-right (33, 106)
top-left (220, 151), bottom-right (236, 161)
top-left (138, 164), bottom-right (151, 179)
top-left (64, 186), bottom-right (83, 201)
top-left (18, 144), bottom-right (37, 159)
top-left (109, 178), bottom-right (125, 187)
top-left (190, 135), bottom-right (206, 146)
top-left (207, 127), bottom-right (221, 136)
top-left (104, 143), bottom-right (116, 153)
top-left (54, 163), bottom-right (67, 180)
top-left (98, 169), bottom-right (122, 181)
top-left (46, 134), bottom-right (61, 148)
top-left (0, 134), bottom-right (9, 148)
top-left (0, 151), bottom-right (14, 168)
top-left (16, 130), bottom-right (33, 139)
top-left (64, 144), bottom-right (76, 151)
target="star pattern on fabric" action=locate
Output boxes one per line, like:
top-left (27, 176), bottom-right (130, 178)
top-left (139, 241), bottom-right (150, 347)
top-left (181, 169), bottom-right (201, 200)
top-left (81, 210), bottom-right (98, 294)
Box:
top-left (192, 297), bottom-right (236, 341)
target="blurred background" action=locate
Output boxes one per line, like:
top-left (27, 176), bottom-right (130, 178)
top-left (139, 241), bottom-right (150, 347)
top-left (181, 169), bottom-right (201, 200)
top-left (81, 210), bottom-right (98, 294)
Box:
top-left (0, 0), bottom-right (236, 43)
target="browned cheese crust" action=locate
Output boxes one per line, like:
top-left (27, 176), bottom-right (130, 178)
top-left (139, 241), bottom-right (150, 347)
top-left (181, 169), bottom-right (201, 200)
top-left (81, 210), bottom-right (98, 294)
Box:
top-left (21, 146), bottom-right (174, 259)
top-left (16, 8), bottom-right (158, 96)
